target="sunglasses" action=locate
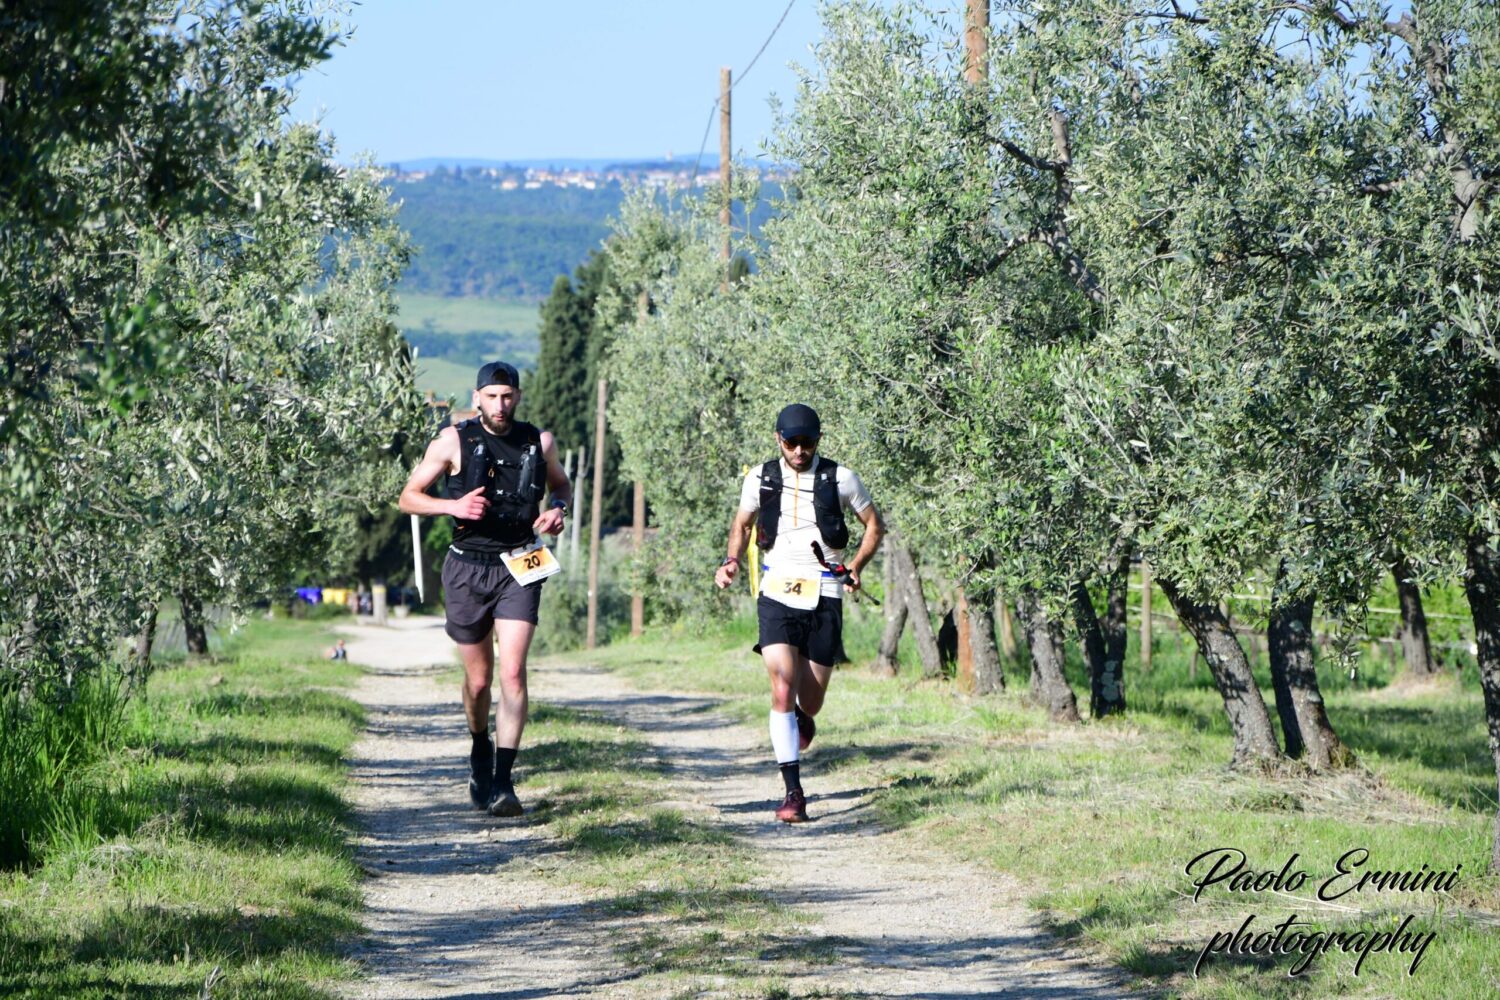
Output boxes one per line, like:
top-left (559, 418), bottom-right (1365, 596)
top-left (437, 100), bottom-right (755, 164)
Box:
top-left (782, 436), bottom-right (819, 450)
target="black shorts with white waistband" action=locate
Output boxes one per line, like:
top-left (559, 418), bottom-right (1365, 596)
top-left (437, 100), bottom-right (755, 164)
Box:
top-left (754, 594), bottom-right (845, 666)
top-left (442, 547), bottom-right (544, 643)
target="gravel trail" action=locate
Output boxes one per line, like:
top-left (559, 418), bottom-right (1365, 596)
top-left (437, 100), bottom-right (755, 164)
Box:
top-left (335, 616), bottom-right (1135, 999)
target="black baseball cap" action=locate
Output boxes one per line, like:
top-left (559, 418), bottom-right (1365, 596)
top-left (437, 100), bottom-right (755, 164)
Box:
top-left (775, 403), bottom-right (821, 440)
top-left (476, 361), bottom-right (520, 389)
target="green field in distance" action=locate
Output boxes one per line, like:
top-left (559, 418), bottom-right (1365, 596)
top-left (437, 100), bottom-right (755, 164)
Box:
top-left (397, 293), bottom-right (540, 401)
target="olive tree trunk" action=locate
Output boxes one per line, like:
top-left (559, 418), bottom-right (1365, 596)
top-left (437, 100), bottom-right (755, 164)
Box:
top-left (873, 563), bottom-right (907, 678)
top-left (1017, 589), bottom-right (1080, 722)
top-left (1072, 580), bottom-right (1125, 718)
top-left (128, 603), bottom-right (158, 691)
top-left (1158, 578), bottom-right (1282, 767)
top-left (1462, 533), bottom-right (1500, 870)
top-left (1391, 553), bottom-right (1438, 677)
top-left (891, 540), bottom-right (943, 679)
top-left (965, 584), bottom-right (1004, 694)
top-left (1104, 554), bottom-right (1130, 673)
top-left (1267, 577), bottom-right (1351, 770)
top-left (179, 590), bottom-right (209, 656)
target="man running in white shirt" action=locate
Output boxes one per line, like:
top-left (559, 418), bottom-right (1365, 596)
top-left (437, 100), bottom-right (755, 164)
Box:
top-left (714, 403), bottom-right (885, 822)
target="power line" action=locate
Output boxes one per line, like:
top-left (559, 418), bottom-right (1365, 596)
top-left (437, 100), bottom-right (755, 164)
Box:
top-left (689, 0), bottom-right (798, 187)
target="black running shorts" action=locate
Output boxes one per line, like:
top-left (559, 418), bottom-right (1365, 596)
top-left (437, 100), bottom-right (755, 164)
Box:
top-left (754, 595), bottom-right (845, 665)
top-left (441, 552), bottom-right (544, 643)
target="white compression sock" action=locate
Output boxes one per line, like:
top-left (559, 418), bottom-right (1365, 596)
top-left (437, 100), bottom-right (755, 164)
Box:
top-left (769, 709), bottom-right (800, 765)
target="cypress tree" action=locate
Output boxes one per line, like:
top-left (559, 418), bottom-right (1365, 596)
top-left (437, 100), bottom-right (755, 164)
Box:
top-left (526, 250), bottom-right (633, 527)
top-left (527, 273), bottom-right (591, 450)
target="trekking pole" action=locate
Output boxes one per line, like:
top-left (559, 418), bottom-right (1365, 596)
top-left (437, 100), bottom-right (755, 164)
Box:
top-left (811, 542), bottom-right (880, 606)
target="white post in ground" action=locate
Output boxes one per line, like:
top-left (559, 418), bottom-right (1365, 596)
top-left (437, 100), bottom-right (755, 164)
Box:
top-left (410, 513), bottom-right (425, 604)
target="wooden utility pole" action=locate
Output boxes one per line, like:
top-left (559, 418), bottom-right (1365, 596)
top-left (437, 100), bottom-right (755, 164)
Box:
top-left (964, 0), bottom-right (989, 84)
top-left (554, 448), bottom-right (573, 551)
top-left (631, 291), bottom-right (649, 637)
top-left (720, 66), bottom-right (732, 281)
top-left (586, 379), bottom-right (608, 649)
top-left (951, 0), bottom-right (988, 689)
top-left (631, 483), bottom-right (645, 636)
top-left (1140, 561), bottom-right (1154, 671)
top-left (570, 443), bottom-right (586, 572)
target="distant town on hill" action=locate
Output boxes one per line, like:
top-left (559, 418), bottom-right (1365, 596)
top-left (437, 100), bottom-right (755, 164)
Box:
top-left (386, 159), bottom-right (786, 301)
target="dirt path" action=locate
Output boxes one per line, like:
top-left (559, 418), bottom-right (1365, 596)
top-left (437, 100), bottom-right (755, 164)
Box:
top-left (336, 616), bottom-right (1135, 998)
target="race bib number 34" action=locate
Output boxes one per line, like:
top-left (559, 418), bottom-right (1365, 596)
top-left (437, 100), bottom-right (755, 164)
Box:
top-left (503, 543), bottom-right (562, 586)
top-left (764, 575), bottom-right (820, 610)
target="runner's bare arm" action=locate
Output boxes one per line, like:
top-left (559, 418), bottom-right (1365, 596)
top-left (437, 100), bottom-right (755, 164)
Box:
top-left (715, 509), bottom-right (755, 589)
top-left (532, 430), bottom-right (570, 536)
top-left (399, 427), bottom-right (487, 520)
top-left (842, 503), bottom-right (885, 590)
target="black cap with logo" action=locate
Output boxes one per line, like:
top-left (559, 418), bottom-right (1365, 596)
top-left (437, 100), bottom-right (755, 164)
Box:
top-left (775, 403), bottom-right (821, 440)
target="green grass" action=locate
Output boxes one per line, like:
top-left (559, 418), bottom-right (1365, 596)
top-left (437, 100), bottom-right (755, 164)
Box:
top-left (412, 355), bottom-right (485, 403)
top-left (396, 293), bottom-right (538, 339)
top-left (398, 293), bottom-right (541, 401)
top-left (578, 605), bottom-right (1500, 999)
top-left (0, 619), bottom-right (365, 999)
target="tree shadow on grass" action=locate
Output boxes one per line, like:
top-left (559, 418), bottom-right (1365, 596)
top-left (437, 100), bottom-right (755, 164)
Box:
top-left (0, 669), bottom-right (364, 999)
top-left (1332, 701), bottom-right (1492, 811)
top-left (1115, 939), bottom-right (1327, 997)
top-left (150, 732), bottom-right (345, 770)
top-left (0, 903), bottom-right (356, 1000)
top-left (523, 733), bottom-right (658, 778)
top-left (190, 690), bottom-right (363, 728)
top-left (89, 766), bottom-right (355, 858)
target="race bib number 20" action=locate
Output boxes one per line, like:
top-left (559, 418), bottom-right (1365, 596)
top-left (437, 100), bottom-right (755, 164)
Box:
top-left (503, 542), bottom-right (562, 586)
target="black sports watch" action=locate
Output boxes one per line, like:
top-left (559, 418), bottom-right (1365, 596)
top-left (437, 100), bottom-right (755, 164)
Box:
top-left (549, 499), bottom-right (568, 516)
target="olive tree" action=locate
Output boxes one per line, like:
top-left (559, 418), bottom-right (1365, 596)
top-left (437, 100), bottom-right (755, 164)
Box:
top-left (1, 1), bottom-right (422, 694)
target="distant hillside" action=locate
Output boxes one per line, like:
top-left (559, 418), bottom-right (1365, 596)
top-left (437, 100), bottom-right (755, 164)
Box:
top-left (393, 174), bottom-right (621, 300)
top-left (389, 168), bottom-right (783, 302)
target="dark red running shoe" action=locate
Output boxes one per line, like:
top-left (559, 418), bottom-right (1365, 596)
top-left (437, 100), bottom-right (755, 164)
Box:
top-left (775, 788), bottom-right (808, 823)
top-left (794, 706), bottom-right (815, 751)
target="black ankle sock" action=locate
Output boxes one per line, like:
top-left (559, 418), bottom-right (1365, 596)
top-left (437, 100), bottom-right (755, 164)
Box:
top-left (779, 762), bottom-right (801, 794)
top-left (494, 746), bottom-right (518, 792)
top-left (471, 727), bottom-right (491, 749)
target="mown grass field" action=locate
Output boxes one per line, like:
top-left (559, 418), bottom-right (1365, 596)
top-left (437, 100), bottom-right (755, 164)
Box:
top-left (396, 294), bottom-right (538, 339)
top-left (0, 618), bottom-right (364, 999)
top-left (573, 589), bottom-right (1499, 999)
top-left (397, 293), bottom-right (541, 401)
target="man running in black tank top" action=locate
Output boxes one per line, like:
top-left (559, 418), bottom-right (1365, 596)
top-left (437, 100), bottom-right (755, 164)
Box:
top-left (715, 404), bottom-right (885, 822)
top-left (399, 362), bottom-right (571, 817)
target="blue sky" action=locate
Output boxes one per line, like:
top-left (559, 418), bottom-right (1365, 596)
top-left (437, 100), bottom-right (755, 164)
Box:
top-left (290, 0), bottom-right (832, 164)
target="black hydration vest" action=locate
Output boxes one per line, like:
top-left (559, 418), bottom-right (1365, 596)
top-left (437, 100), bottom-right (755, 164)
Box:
top-left (755, 457), bottom-right (849, 552)
top-left (446, 417), bottom-right (546, 551)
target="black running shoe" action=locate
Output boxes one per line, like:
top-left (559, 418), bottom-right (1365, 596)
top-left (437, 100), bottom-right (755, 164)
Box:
top-left (795, 705), bottom-right (816, 751)
top-left (468, 736), bottom-right (494, 810)
top-left (487, 788), bottom-right (523, 818)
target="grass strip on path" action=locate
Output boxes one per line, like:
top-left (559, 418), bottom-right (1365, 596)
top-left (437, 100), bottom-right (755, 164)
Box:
top-left (577, 610), bottom-right (1499, 1000)
top-left (0, 617), bottom-right (365, 1000)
